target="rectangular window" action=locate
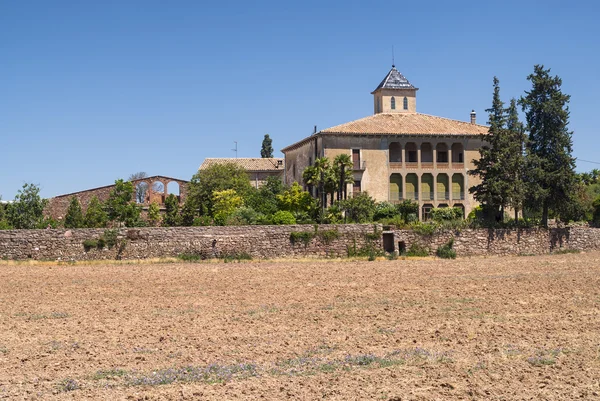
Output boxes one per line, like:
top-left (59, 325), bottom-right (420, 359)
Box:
top-left (352, 149), bottom-right (361, 169)
top-left (353, 180), bottom-right (361, 195)
top-left (438, 151), bottom-right (448, 163)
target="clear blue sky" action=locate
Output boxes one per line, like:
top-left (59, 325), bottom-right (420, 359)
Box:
top-left (2, 0), bottom-right (599, 199)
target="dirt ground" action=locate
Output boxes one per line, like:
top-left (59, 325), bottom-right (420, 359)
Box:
top-left (1, 252), bottom-right (599, 400)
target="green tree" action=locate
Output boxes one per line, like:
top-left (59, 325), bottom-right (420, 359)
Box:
top-left (333, 154), bottom-right (354, 200)
top-left (105, 179), bottom-right (140, 226)
top-left (277, 182), bottom-right (315, 215)
top-left (302, 157), bottom-right (330, 213)
top-left (519, 65), bottom-right (577, 226)
top-left (147, 201), bottom-right (161, 226)
top-left (245, 176), bottom-right (285, 217)
top-left (187, 163), bottom-right (252, 218)
top-left (261, 134), bottom-right (274, 158)
top-left (84, 196), bottom-right (108, 228)
top-left (64, 196), bottom-right (84, 228)
top-left (396, 199), bottom-right (419, 222)
top-left (212, 189), bottom-right (244, 225)
top-left (469, 77), bottom-right (512, 221)
top-left (505, 98), bottom-right (528, 222)
top-left (0, 197), bottom-right (11, 229)
top-left (341, 192), bottom-right (376, 223)
top-left (163, 194), bottom-right (180, 226)
top-left (6, 183), bottom-right (48, 229)
top-left (593, 196), bottom-right (600, 226)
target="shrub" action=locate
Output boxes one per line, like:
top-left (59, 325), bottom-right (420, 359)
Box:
top-left (178, 253), bottom-right (205, 262)
top-left (396, 200), bottom-right (419, 222)
top-left (290, 231), bottom-right (315, 246)
top-left (82, 239), bottom-right (98, 251)
top-left (102, 229), bottom-right (118, 249)
top-left (593, 196), bottom-right (600, 226)
top-left (223, 252), bottom-right (253, 263)
top-left (430, 207), bottom-right (463, 222)
top-left (436, 238), bottom-right (456, 259)
top-left (374, 202), bottom-right (398, 221)
top-left (410, 221), bottom-right (437, 236)
top-left (272, 210), bottom-right (296, 225)
top-left (406, 243), bottom-right (430, 257)
top-left (193, 216), bottom-right (213, 226)
top-left (226, 207), bottom-right (263, 225)
top-left (341, 192), bottom-right (376, 223)
top-left (317, 229), bottom-right (340, 245)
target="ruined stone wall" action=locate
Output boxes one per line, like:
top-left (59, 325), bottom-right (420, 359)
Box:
top-left (1, 225), bottom-right (599, 261)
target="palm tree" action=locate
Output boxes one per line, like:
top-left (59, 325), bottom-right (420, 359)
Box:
top-left (334, 154), bottom-right (354, 200)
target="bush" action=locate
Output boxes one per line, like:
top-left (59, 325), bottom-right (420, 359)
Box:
top-left (226, 207), bottom-right (263, 225)
top-left (193, 216), bottom-right (213, 226)
top-left (430, 207), bottom-right (463, 222)
top-left (410, 221), bottom-right (437, 236)
top-left (82, 239), bottom-right (98, 251)
top-left (290, 231), bottom-right (315, 246)
top-left (374, 202), bottom-right (398, 221)
top-left (593, 196), bottom-right (600, 226)
top-left (272, 210), bottom-right (296, 225)
top-left (436, 238), bottom-right (456, 259)
top-left (396, 200), bottom-right (419, 222)
top-left (317, 229), bottom-right (340, 245)
top-left (102, 229), bottom-right (119, 249)
top-left (406, 243), bottom-right (430, 257)
top-left (341, 192), bottom-right (376, 223)
top-left (178, 252), bottom-right (205, 262)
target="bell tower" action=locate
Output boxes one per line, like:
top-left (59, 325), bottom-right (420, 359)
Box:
top-left (371, 65), bottom-right (418, 114)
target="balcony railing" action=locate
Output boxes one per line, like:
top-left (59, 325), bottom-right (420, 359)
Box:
top-left (437, 191), bottom-right (450, 200)
top-left (452, 192), bottom-right (465, 200)
top-left (389, 162), bottom-right (403, 169)
top-left (421, 192), bottom-right (434, 201)
top-left (436, 162), bottom-right (449, 169)
top-left (421, 162), bottom-right (433, 168)
top-left (452, 163), bottom-right (464, 169)
top-left (405, 191), bottom-right (419, 200)
top-left (353, 161), bottom-right (366, 171)
top-left (405, 161), bottom-right (418, 168)
top-left (389, 198), bottom-right (404, 204)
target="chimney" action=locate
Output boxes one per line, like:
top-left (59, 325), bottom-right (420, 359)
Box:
top-left (313, 125), bottom-right (317, 134)
top-left (470, 110), bottom-right (476, 125)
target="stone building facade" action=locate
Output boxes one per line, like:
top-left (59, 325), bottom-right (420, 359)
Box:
top-left (282, 66), bottom-right (488, 219)
top-left (45, 175), bottom-right (189, 221)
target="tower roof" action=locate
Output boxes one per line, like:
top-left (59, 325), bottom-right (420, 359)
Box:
top-left (372, 66), bottom-right (417, 92)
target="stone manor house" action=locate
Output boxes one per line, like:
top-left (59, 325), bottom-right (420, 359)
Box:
top-left (281, 65), bottom-right (487, 220)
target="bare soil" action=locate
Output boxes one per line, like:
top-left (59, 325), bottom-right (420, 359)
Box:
top-left (1, 252), bottom-right (600, 400)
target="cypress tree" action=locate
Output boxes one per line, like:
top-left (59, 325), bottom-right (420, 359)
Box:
top-left (505, 98), bottom-right (527, 222)
top-left (469, 77), bottom-right (512, 222)
top-left (260, 134), bottom-right (274, 158)
top-left (64, 196), bottom-right (84, 228)
top-left (519, 65), bottom-right (577, 226)
top-left (84, 196), bottom-right (108, 228)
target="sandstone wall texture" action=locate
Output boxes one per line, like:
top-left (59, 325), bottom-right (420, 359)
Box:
top-left (1, 225), bottom-right (599, 261)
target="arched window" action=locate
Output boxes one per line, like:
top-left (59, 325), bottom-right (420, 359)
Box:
top-left (403, 97), bottom-right (408, 110)
top-left (391, 97), bottom-right (396, 110)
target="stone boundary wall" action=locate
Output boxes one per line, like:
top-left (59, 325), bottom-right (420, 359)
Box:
top-left (1, 225), bottom-right (599, 261)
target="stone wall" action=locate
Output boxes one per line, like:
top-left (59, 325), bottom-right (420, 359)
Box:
top-left (1, 225), bottom-right (599, 261)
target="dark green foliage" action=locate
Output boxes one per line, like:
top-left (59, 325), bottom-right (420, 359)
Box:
top-left (163, 194), bottom-right (180, 226)
top-left (519, 65), bottom-right (577, 226)
top-left (272, 210), bottom-right (296, 225)
top-left (187, 163), bottom-right (252, 219)
top-left (104, 179), bottom-right (140, 226)
top-left (178, 252), bottom-right (205, 262)
top-left (406, 243), bottom-right (430, 257)
top-left (593, 196), bottom-right (600, 226)
top-left (333, 154), bottom-right (354, 201)
top-left (341, 192), bottom-right (376, 223)
top-left (82, 239), bottom-right (98, 251)
top-left (469, 77), bottom-right (519, 222)
top-left (102, 229), bottom-right (119, 249)
top-left (179, 201), bottom-right (197, 226)
top-left (64, 197), bottom-right (84, 228)
top-left (436, 238), bottom-right (456, 259)
top-left (410, 221), bottom-right (436, 236)
top-left (317, 229), bottom-right (340, 245)
top-left (373, 202), bottom-right (397, 221)
top-left (84, 196), bottom-right (108, 228)
top-left (396, 200), bottom-right (419, 222)
top-left (505, 98), bottom-right (528, 220)
top-left (245, 176), bottom-right (285, 217)
top-left (223, 251), bottom-right (253, 263)
top-left (192, 216), bottom-right (213, 226)
top-left (430, 207), bottom-right (463, 222)
top-left (289, 231), bottom-right (315, 246)
top-left (6, 183), bottom-right (48, 229)
top-left (226, 207), bottom-right (263, 225)
top-left (260, 134), bottom-right (274, 158)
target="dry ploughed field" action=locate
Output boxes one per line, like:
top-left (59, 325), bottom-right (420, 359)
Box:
top-left (1, 252), bottom-right (599, 400)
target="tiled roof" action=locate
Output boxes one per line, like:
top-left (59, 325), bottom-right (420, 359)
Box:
top-left (320, 113), bottom-right (488, 136)
top-left (373, 66), bottom-right (416, 91)
top-left (199, 158), bottom-right (284, 171)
